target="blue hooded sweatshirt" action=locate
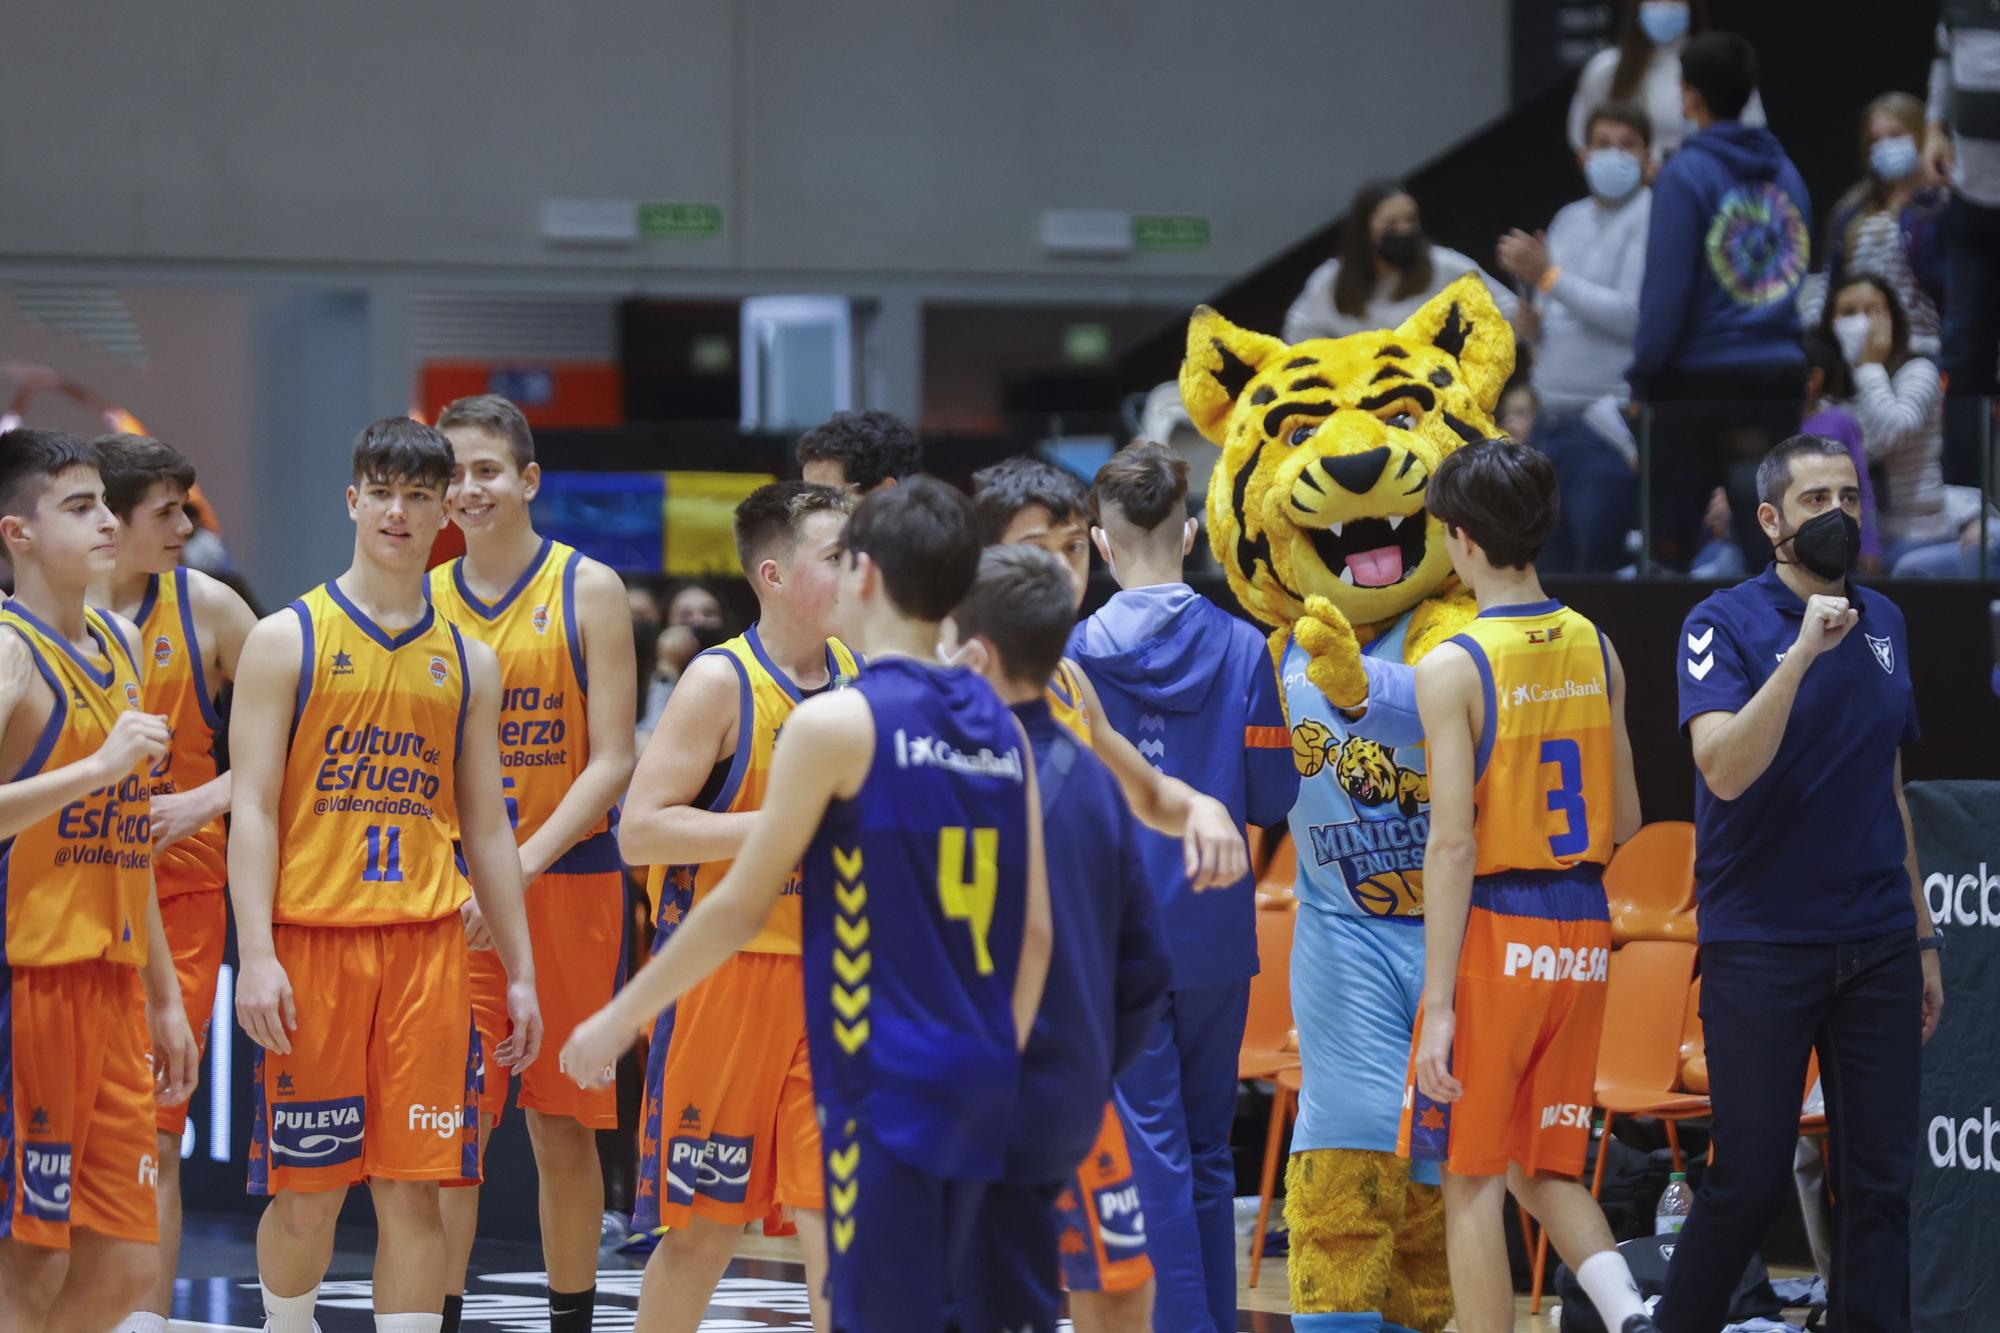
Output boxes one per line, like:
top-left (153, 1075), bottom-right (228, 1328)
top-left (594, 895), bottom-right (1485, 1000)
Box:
top-left (1627, 121), bottom-right (1812, 399)
top-left (1067, 585), bottom-right (1298, 989)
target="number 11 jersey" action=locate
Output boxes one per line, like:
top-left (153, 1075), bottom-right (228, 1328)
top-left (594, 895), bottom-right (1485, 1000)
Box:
top-left (274, 581), bottom-right (471, 925)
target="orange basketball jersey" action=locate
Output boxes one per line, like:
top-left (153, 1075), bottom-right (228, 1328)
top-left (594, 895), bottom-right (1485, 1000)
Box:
top-left (427, 538), bottom-right (599, 851)
top-left (136, 568), bottom-right (228, 899)
top-left (647, 627), bottom-right (858, 954)
top-left (0, 602), bottom-right (152, 967)
top-left (274, 582), bottom-right (469, 927)
top-left (1448, 600), bottom-right (1616, 876)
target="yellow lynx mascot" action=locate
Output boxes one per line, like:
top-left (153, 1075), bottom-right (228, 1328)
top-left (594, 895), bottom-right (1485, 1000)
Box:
top-left (1182, 274), bottom-right (1513, 1333)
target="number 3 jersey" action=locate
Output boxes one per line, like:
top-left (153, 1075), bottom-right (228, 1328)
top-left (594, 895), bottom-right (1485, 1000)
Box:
top-left (1447, 599), bottom-right (1615, 876)
top-left (800, 657), bottom-right (1032, 1181)
top-left (274, 582), bottom-right (471, 926)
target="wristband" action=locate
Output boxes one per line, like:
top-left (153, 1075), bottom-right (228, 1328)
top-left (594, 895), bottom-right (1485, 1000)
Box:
top-left (1537, 265), bottom-right (1563, 295)
top-left (1919, 933), bottom-right (1945, 953)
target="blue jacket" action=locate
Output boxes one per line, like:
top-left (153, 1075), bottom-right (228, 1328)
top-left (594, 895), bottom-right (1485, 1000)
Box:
top-left (1628, 122), bottom-right (1812, 398)
top-left (1068, 585), bottom-right (1299, 989)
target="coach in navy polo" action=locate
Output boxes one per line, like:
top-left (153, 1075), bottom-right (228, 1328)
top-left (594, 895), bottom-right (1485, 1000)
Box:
top-left (1658, 435), bottom-right (1944, 1333)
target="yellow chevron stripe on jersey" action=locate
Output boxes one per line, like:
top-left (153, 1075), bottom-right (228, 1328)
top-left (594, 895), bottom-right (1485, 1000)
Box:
top-left (275, 582), bottom-right (470, 927)
top-left (136, 568), bottom-right (228, 899)
top-left (0, 602), bottom-right (152, 966)
top-left (1046, 657), bottom-right (1094, 748)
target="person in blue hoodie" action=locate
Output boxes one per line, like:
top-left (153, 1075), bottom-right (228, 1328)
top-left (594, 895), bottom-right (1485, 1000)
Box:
top-left (946, 544), bottom-right (1174, 1333)
top-left (1628, 31), bottom-right (1812, 571)
top-left (1068, 442), bottom-right (1300, 1333)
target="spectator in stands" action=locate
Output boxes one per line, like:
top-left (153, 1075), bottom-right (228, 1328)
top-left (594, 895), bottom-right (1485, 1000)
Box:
top-left (1499, 101), bottom-right (1653, 571)
top-left (1799, 327), bottom-right (1883, 573)
top-left (1805, 94), bottom-right (1948, 354)
top-left (1498, 382), bottom-right (1539, 444)
top-left (1568, 0), bottom-right (1764, 164)
top-left (635, 579), bottom-right (735, 745)
top-left (1629, 32), bottom-right (1810, 570)
top-left (1665, 433), bottom-right (1942, 1333)
top-left (1928, 13), bottom-right (2000, 485)
top-left (1824, 274), bottom-right (1957, 564)
top-left (1283, 179), bottom-right (1517, 344)
top-left (794, 408), bottom-right (922, 493)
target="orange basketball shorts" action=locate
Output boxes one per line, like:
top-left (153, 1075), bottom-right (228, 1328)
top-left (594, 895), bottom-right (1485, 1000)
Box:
top-left (249, 915), bottom-right (479, 1195)
top-left (151, 890), bottom-right (227, 1139)
top-left (1399, 868), bottom-right (1610, 1178)
top-left (1, 959), bottom-right (158, 1249)
top-left (635, 948), bottom-right (820, 1232)
top-left (1054, 1103), bottom-right (1153, 1294)
top-left (465, 851), bottom-right (625, 1145)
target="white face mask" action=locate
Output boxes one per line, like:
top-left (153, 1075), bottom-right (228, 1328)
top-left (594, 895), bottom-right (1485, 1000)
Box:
top-left (1584, 148), bottom-right (1644, 201)
top-left (1639, 1), bottom-right (1691, 46)
top-left (1833, 312), bottom-right (1873, 366)
top-left (1869, 134), bottom-right (1920, 182)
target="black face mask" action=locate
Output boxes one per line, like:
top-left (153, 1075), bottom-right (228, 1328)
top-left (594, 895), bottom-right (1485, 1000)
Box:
top-left (1779, 508), bottom-right (1861, 582)
top-left (1377, 230), bottom-right (1424, 270)
top-left (689, 622), bottom-right (732, 652)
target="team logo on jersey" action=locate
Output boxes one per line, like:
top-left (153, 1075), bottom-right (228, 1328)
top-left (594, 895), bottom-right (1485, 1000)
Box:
top-left (330, 650), bottom-right (355, 678)
top-left (1524, 624), bottom-right (1565, 645)
top-left (124, 681), bottom-right (142, 709)
top-left (152, 635), bottom-right (174, 666)
top-left (1866, 633), bottom-right (1895, 675)
top-left (267, 1095), bottom-right (365, 1165)
top-left (275, 1071), bottom-right (296, 1097)
top-left (664, 1130), bottom-right (753, 1206)
top-left (22, 1140), bottom-right (72, 1222)
top-left (429, 655), bottom-right (450, 687)
top-left (531, 604), bottom-right (550, 635)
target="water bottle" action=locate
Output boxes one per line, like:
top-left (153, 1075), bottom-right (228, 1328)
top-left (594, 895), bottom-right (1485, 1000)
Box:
top-left (1656, 1171), bottom-right (1693, 1235)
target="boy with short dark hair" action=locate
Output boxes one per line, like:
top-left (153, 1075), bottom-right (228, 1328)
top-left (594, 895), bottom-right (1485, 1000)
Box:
top-left (1067, 440), bottom-right (1299, 1330)
top-left (946, 544), bottom-right (1173, 1333)
top-left (796, 410), bottom-right (922, 494)
top-left (1399, 440), bottom-right (1654, 1333)
top-left (89, 433), bottom-right (260, 1333)
top-left (229, 418), bottom-right (543, 1333)
top-left (565, 476), bottom-right (1054, 1332)
top-left (0, 429), bottom-right (197, 1332)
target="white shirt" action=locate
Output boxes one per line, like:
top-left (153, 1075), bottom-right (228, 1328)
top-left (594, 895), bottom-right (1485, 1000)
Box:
top-left (1532, 188), bottom-right (1651, 410)
top-left (1283, 246), bottom-right (1519, 344)
top-left (1568, 43), bottom-right (1766, 163)
top-left (1930, 27), bottom-right (2000, 206)
top-left (1847, 359), bottom-right (1954, 543)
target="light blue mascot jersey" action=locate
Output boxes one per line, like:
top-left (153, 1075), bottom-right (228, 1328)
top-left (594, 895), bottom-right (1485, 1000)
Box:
top-left (1279, 609), bottom-right (1439, 1181)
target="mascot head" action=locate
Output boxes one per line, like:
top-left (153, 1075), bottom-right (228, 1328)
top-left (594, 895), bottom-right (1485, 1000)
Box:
top-left (1182, 274), bottom-right (1514, 633)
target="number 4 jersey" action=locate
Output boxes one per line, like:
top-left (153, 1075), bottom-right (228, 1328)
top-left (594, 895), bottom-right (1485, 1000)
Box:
top-left (800, 657), bottom-right (1032, 1182)
top-left (273, 582), bottom-right (471, 925)
top-left (1448, 598), bottom-right (1615, 876)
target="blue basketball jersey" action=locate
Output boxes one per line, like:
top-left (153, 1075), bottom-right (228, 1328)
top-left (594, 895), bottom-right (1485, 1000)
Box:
top-left (802, 657), bottom-right (1033, 1181)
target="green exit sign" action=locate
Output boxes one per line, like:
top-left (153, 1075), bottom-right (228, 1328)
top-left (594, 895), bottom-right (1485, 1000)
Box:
top-left (639, 202), bottom-right (724, 240)
top-left (1133, 214), bottom-right (1210, 251)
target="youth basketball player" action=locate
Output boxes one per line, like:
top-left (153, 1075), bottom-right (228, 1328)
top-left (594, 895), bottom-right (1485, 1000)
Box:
top-left (229, 418), bottom-right (542, 1333)
top-left (88, 435), bottom-right (259, 1333)
top-left (969, 457), bottom-right (1246, 891)
top-left (1399, 440), bottom-right (1655, 1333)
top-left (609, 479), bottom-right (855, 1332)
top-left (0, 428), bottom-right (197, 1332)
top-left (945, 544), bottom-right (1173, 1333)
top-left (426, 396), bottom-right (636, 1333)
top-left (566, 477), bottom-right (1053, 1331)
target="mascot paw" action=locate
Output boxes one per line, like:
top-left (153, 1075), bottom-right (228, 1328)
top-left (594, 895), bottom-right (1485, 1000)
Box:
top-left (1296, 596), bottom-right (1369, 711)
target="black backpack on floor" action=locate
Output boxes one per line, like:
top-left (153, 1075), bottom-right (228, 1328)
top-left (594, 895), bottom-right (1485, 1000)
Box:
top-left (1555, 1234), bottom-right (1780, 1332)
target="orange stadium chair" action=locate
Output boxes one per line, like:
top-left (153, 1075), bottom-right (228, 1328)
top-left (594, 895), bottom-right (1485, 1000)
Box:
top-left (1249, 1064), bottom-right (1303, 1289)
top-left (1529, 941), bottom-right (1710, 1311)
top-left (1678, 976), bottom-right (1708, 1094)
top-left (1605, 822), bottom-right (1698, 945)
top-left (1239, 900), bottom-right (1298, 1081)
